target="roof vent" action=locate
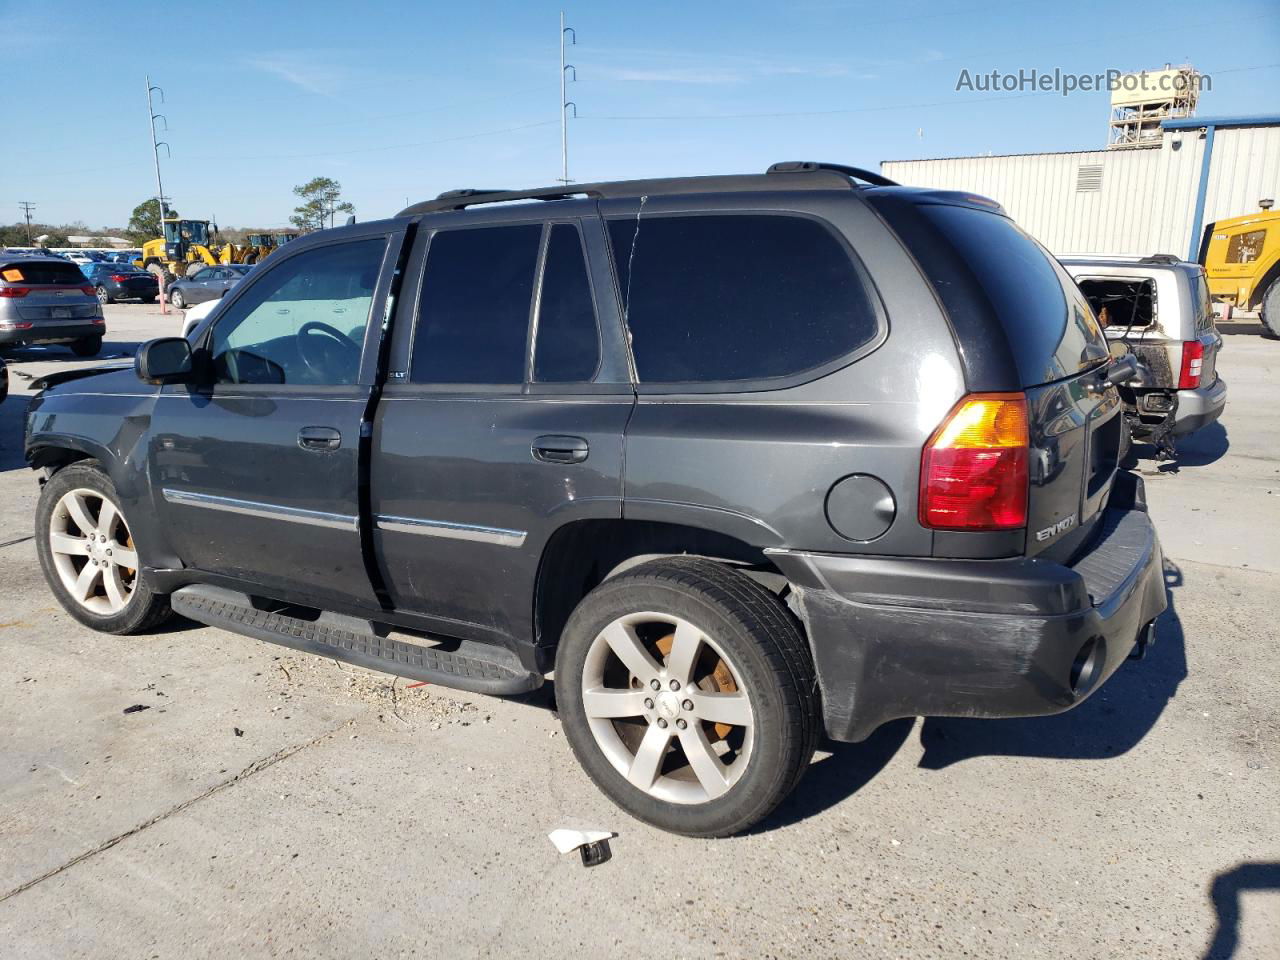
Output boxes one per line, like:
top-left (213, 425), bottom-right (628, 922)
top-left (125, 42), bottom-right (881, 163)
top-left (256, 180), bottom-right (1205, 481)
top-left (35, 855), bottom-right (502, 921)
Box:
top-left (1076, 164), bottom-right (1103, 193)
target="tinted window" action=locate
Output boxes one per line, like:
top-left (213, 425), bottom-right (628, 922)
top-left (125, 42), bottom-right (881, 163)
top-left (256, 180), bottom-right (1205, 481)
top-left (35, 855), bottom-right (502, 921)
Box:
top-left (915, 204), bottom-right (1108, 386)
top-left (1076, 277), bottom-right (1155, 329)
top-left (209, 238), bottom-right (384, 386)
top-left (534, 225), bottom-right (600, 382)
top-left (191, 269), bottom-right (214, 282)
top-left (608, 214), bottom-right (878, 383)
top-left (0, 260), bottom-right (88, 285)
top-left (411, 224), bottom-right (541, 384)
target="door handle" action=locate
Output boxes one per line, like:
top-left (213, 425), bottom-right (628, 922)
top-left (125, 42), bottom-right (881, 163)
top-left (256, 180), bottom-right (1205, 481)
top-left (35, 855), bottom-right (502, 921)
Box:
top-left (298, 426), bottom-right (342, 451)
top-left (532, 435), bottom-right (589, 464)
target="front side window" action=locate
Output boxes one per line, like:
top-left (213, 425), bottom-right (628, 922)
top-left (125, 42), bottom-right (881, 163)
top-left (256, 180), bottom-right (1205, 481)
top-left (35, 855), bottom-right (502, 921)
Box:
top-left (410, 224), bottom-right (541, 384)
top-left (191, 268), bottom-right (213, 282)
top-left (534, 224), bottom-right (600, 382)
top-left (208, 238), bottom-right (384, 386)
top-left (607, 214), bottom-right (880, 383)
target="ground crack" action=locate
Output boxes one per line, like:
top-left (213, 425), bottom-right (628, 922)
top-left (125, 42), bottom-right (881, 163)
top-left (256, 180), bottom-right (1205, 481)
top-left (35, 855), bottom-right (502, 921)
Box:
top-left (0, 721), bottom-right (350, 903)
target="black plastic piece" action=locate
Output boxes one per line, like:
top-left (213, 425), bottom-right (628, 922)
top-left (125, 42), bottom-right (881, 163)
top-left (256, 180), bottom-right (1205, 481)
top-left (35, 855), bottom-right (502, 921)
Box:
top-left (579, 839), bottom-right (612, 867)
top-left (1138, 253), bottom-right (1182, 265)
top-left (766, 160), bottom-right (899, 187)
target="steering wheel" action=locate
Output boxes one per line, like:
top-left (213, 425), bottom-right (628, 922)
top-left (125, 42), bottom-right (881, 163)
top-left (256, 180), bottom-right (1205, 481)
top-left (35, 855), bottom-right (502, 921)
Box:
top-left (297, 320), bottom-right (361, 379)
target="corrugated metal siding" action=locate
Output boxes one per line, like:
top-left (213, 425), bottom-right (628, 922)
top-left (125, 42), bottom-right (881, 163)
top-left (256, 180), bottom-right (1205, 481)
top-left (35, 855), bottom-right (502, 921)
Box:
top-left (883, 124), bottom-right (1280, 258)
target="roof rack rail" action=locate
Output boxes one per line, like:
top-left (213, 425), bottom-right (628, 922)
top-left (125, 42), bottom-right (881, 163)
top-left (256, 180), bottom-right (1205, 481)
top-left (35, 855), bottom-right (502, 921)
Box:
top-left (1138, 253), bottom-right (1182, 264)
top-left (767, 161), bottom-right (899, 187)
top-left (404, 185), bottom-right (598, 215)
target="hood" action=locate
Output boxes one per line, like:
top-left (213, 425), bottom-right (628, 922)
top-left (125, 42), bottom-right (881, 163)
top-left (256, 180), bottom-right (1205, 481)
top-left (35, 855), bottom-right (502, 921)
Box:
top-left (30, 362), bottom-right (137, 393)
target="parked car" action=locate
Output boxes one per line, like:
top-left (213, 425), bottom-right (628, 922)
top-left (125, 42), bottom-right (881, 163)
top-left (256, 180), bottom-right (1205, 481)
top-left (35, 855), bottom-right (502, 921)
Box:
top-left (166, 264), bottom-right (253, 309)
top-left (1, 255), bottom-right (105, 356)
top-left (25, 162), bottom-right (1167, 836)
top-left (1063, 255), bottom-right (1227, 457)
top-left (102, 250), bottom-right (142, 265)
top-left (81, 262), bottom-right (159, 304)
top-left (179, 295), bottom-right (219, 338)
top-left (63, 250), bottom-right (104, 266)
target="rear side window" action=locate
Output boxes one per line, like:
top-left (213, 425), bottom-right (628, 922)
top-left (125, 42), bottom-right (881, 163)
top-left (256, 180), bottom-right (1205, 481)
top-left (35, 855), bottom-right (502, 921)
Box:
top-left (608, 214), bottom-right (879, 383)
top-left (916, 204), bottom-right (1108, 385)
top-left (534, 225), bottom-right (600, 382)
top-left (0, 261), bottom-right (88, 285)
top-left (411, 225), bottom-right (541, 384)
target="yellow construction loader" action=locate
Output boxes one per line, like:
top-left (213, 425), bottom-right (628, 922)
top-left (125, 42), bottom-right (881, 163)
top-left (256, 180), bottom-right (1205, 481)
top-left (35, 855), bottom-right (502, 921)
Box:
top-left (1198, 202), bottom-right (1280, 337)
top-left (139, 218), bottom-right (253, 281)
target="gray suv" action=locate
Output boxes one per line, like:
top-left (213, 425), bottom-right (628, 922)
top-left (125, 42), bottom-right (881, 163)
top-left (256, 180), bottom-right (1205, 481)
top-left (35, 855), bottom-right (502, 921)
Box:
top-left (1063, 255), bottom-right (1227, 456)
top-left (24, 163), bottom-right (1167, 836)
top-left (1, 255), bottom-right (105, 356)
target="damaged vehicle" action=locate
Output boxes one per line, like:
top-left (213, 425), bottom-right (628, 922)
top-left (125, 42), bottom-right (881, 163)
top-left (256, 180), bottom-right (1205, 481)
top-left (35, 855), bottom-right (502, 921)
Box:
top-left (25, 163), bottom-right (1167, 836)
top-left (1063, 255), bottom-right (1227, 458)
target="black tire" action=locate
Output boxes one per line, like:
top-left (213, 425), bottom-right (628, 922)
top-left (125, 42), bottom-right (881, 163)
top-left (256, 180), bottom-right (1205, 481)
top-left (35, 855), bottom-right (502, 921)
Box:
top-left (170, 288), bottom-right (186, 310)
top-left (1260, 279), bottom-right (1280, 339)
top-left (95, 285), bottom-right (113, 305)
top-left (555, 557), bottom-right (819, 837)
top-left (70, 337), bottom-right (102, 357)
top-left (35, 461), bottom-right (173, 635)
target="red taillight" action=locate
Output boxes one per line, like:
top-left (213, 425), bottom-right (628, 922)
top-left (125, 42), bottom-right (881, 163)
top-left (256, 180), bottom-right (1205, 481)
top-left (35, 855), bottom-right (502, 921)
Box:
top-left (0, 321), bottom-right (34, 330)
top-left (920, 393), bottom-right (1029, 531)
top-left (110, 274), bottom-right (131, 283)
top-left (79, 284), bottom-right (96, 296)
top-left (0, 286), bottom-right (30, 298)
top-left (1178, 340), bottom-right (1204, 389)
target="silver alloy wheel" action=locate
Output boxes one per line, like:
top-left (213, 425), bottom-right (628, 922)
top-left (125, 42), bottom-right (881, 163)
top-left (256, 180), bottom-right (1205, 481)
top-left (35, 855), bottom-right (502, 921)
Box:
top-left (48, 488), bottom-right (139, 616)
top-left (581, 612), bottom-right (755, 804)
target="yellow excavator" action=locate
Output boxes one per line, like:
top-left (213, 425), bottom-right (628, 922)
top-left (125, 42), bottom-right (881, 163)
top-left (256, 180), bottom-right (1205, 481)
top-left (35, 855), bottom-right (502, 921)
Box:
top-left (243, 231), bottom-right (299, 263)
top-left (138, 217), bottom-right (253, 281)
top-left (1198, 201), bottom-right (1280, 337)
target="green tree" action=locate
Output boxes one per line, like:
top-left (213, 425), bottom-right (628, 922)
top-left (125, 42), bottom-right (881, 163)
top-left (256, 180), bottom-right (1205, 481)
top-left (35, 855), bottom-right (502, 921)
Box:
top-left (290, 177), bottom-right (354, 232)
top-left (125, 199), bottom-right (178, 244)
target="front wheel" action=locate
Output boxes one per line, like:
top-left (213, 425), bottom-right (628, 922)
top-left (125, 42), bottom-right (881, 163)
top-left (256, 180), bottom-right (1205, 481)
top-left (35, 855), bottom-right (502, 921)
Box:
top-left (35, 462), bottom-right (173, 634)
top-left (170, 289), bottom-right (186, 310)
top-left (555, 557), bottom-right (819, 837)
top-left (1260, 279), bottom-right (1280, 339)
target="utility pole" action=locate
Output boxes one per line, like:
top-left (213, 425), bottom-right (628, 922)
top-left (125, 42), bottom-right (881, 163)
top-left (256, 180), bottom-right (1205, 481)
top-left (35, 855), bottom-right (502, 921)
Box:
top-left (146, 76), bottom-right (170, 221)
top-left (559, 12), bottom-right (577, 184)
top-left (18, 202), bottom-right (35, 245)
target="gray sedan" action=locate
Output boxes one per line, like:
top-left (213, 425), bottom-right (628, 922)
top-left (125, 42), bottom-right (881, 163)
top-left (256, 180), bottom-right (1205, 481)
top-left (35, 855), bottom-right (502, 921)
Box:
top-left (167, 264), bottom-right (253, 309)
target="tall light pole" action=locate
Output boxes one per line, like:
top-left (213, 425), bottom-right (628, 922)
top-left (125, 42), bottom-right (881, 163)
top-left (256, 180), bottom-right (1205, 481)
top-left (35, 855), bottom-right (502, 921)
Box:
top-left (145, 76), bottom-right (170, 221)
top-left (559, 12), bottom-right (577, 184)
top-left (18, 202), bottom-right (35, 245)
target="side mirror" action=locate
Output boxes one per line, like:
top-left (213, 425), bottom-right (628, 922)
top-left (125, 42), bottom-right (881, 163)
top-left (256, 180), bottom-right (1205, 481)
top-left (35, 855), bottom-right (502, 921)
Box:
top-left (136, 337), bottom-right (194, 384)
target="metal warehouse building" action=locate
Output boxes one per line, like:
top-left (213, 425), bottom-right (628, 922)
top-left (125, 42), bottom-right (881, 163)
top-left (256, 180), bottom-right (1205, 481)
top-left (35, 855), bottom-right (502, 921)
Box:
top-left (882, 114), bottom-right (1280, 261)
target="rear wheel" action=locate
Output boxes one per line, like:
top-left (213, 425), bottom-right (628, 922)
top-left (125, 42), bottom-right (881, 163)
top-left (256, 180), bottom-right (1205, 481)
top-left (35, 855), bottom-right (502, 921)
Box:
top-left (555, 557), bottom-right (819, 837)
top-left (1260, 279), bottom-right (1280, 339)
top-left (70, 336), bottom-right (101, 357)
top-left (95, 285), bottom-right (113, 305)
top-left (35, 462), bottom-right (172, 634)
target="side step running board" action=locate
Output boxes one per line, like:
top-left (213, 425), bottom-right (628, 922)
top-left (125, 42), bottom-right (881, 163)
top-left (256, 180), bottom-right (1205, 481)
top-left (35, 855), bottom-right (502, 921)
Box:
top-left (171, 585), bottom-right (542, 696)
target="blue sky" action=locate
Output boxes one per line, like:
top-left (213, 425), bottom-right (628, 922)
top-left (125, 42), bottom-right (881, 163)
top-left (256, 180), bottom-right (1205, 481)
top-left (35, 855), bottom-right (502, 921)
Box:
top-left (4, 0), bottom-right (1277, 229)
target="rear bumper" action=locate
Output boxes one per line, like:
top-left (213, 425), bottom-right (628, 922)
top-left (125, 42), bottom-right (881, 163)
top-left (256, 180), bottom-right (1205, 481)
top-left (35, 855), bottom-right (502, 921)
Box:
top-left (771, 474), bottom-right (1167, 742)
top-left (0, 322), bottom-right (103, 345)
top-left (1173, 376), bottom-right (1227, 435)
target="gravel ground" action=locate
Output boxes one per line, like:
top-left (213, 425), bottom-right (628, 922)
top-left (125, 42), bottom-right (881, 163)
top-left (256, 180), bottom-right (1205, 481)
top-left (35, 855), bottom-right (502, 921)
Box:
top-left (0, 302), bottom-right (1276, 959)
